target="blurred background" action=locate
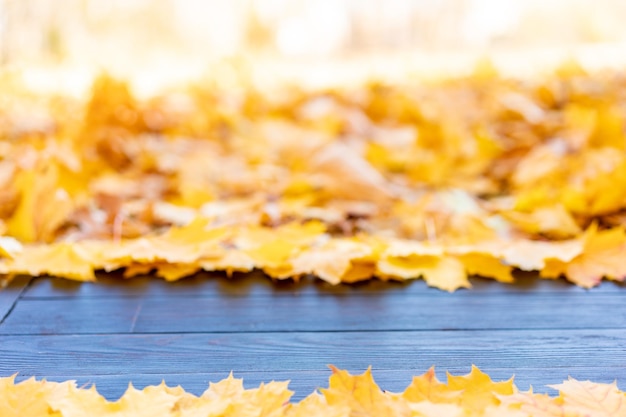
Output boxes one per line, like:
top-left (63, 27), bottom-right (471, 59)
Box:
top-left (2, 0), bottom-right (626, 89)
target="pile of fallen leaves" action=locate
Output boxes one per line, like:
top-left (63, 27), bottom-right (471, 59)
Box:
top-left (3, 366), bottom-right (624, 416)
top-left (2, 61), bottom-right (626, 290)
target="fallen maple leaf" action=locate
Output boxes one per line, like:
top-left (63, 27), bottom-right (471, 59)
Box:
top-left (322, 366), bottom-right (411, 417)
top-left (402, 366), bottom-right (461, 404)
top-left (1, 367), bottom-right (625, 417)
top-left (497, 389), bottom-right (567, 417)
top-left (1, 66), bottom-right (626, 290)
top-left (541, 224), bottom-right (626, 287)
top-left (446, 365), bottom-right (515, 414)
top-left (0, 243), bottom-right (96, 282)
top-left (549, 378), bottom-right (626, 417)
top-left (0, 375), bottom-right (69, 417)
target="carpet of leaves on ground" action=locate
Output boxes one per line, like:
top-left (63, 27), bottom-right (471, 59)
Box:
top-left (3, 366), bottom-right (625, 416)
top-left (2, 62), bottom-right (626, 290)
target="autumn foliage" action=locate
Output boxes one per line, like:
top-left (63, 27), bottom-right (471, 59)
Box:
top-left (2, 62), bottom-right (626, 290)
top-left (2, 366), bottom-right (625, 416)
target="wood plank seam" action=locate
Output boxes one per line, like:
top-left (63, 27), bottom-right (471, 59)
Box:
top-left (0, 276), bottom-right (33, 325)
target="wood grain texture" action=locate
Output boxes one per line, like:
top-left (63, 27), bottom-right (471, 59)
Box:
top-left (2, 292), bottom-right (626, 335)
top-left (2, 273), bottom-right (625, 403)
top-left (2, 330), bottom-right (625, 374)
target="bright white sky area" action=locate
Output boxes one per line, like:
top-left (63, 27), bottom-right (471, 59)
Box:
top-left (2, 0), bottom-right (626, 92)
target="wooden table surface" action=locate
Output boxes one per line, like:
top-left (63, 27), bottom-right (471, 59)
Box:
top-left (1, 272), bottom-right (625, 400)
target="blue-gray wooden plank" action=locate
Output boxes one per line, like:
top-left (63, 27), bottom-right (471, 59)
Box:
top-left (2, 292), bottom-right (625, 334)
top-left (1, 273), bottom-right (625, 402)
top-left (2, 330), bottom-right (625, 373)
top-left (0, 276), bottom-right (31, 323)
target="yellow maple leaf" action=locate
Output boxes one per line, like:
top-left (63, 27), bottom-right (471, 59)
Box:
top-left (6, 164), bottom-right (74, 243)
top-left (322, 366), bottom-right (411, 417)
top-left (402, 367), bottom-right (461, 404)
top-left (117, 383), bottom-right (182, 416)
top-left (245, 239), bottom-right (297, 269)
top-left (291, 239), bottom-right (372, 284)
top-left (102, 238), bottom-right (174, 267)
top-left (241, 381), bottom-right (293, 417)
top-left (200, 250), bottom-right (256, 276)
top-left (497, 238), bottom-right (583, 272)
top-left (237, 221), bottom-right (328, 276)
top-left (285, 393), bottom-right (350, 417)
top-left (50, 382), bottom-right (189, 417)
top-left (502, 205), bottom-right (581, 239)
top-left (377, 253), bottom-right (470, 291)
top-left (339, 261), bottom-right (378, 284)
top-left (456, 253), bottom-right (514, 283)
top-left (47, 384), bottom-right (119, 417)
top-left (0, 375), bottom-right (68, 417)
top-left (446, 365), bottom-right (515, 415)
top-left (541, 225), bottom-right (626, 287)
top-left (155, 263), bottom-right (201, 281)
top-left (0, 243), bottom-right (96, 281)
top-left (202, 372), bottom-right (245, 400)
top-left (408, 401), bottom-right (465, 417)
